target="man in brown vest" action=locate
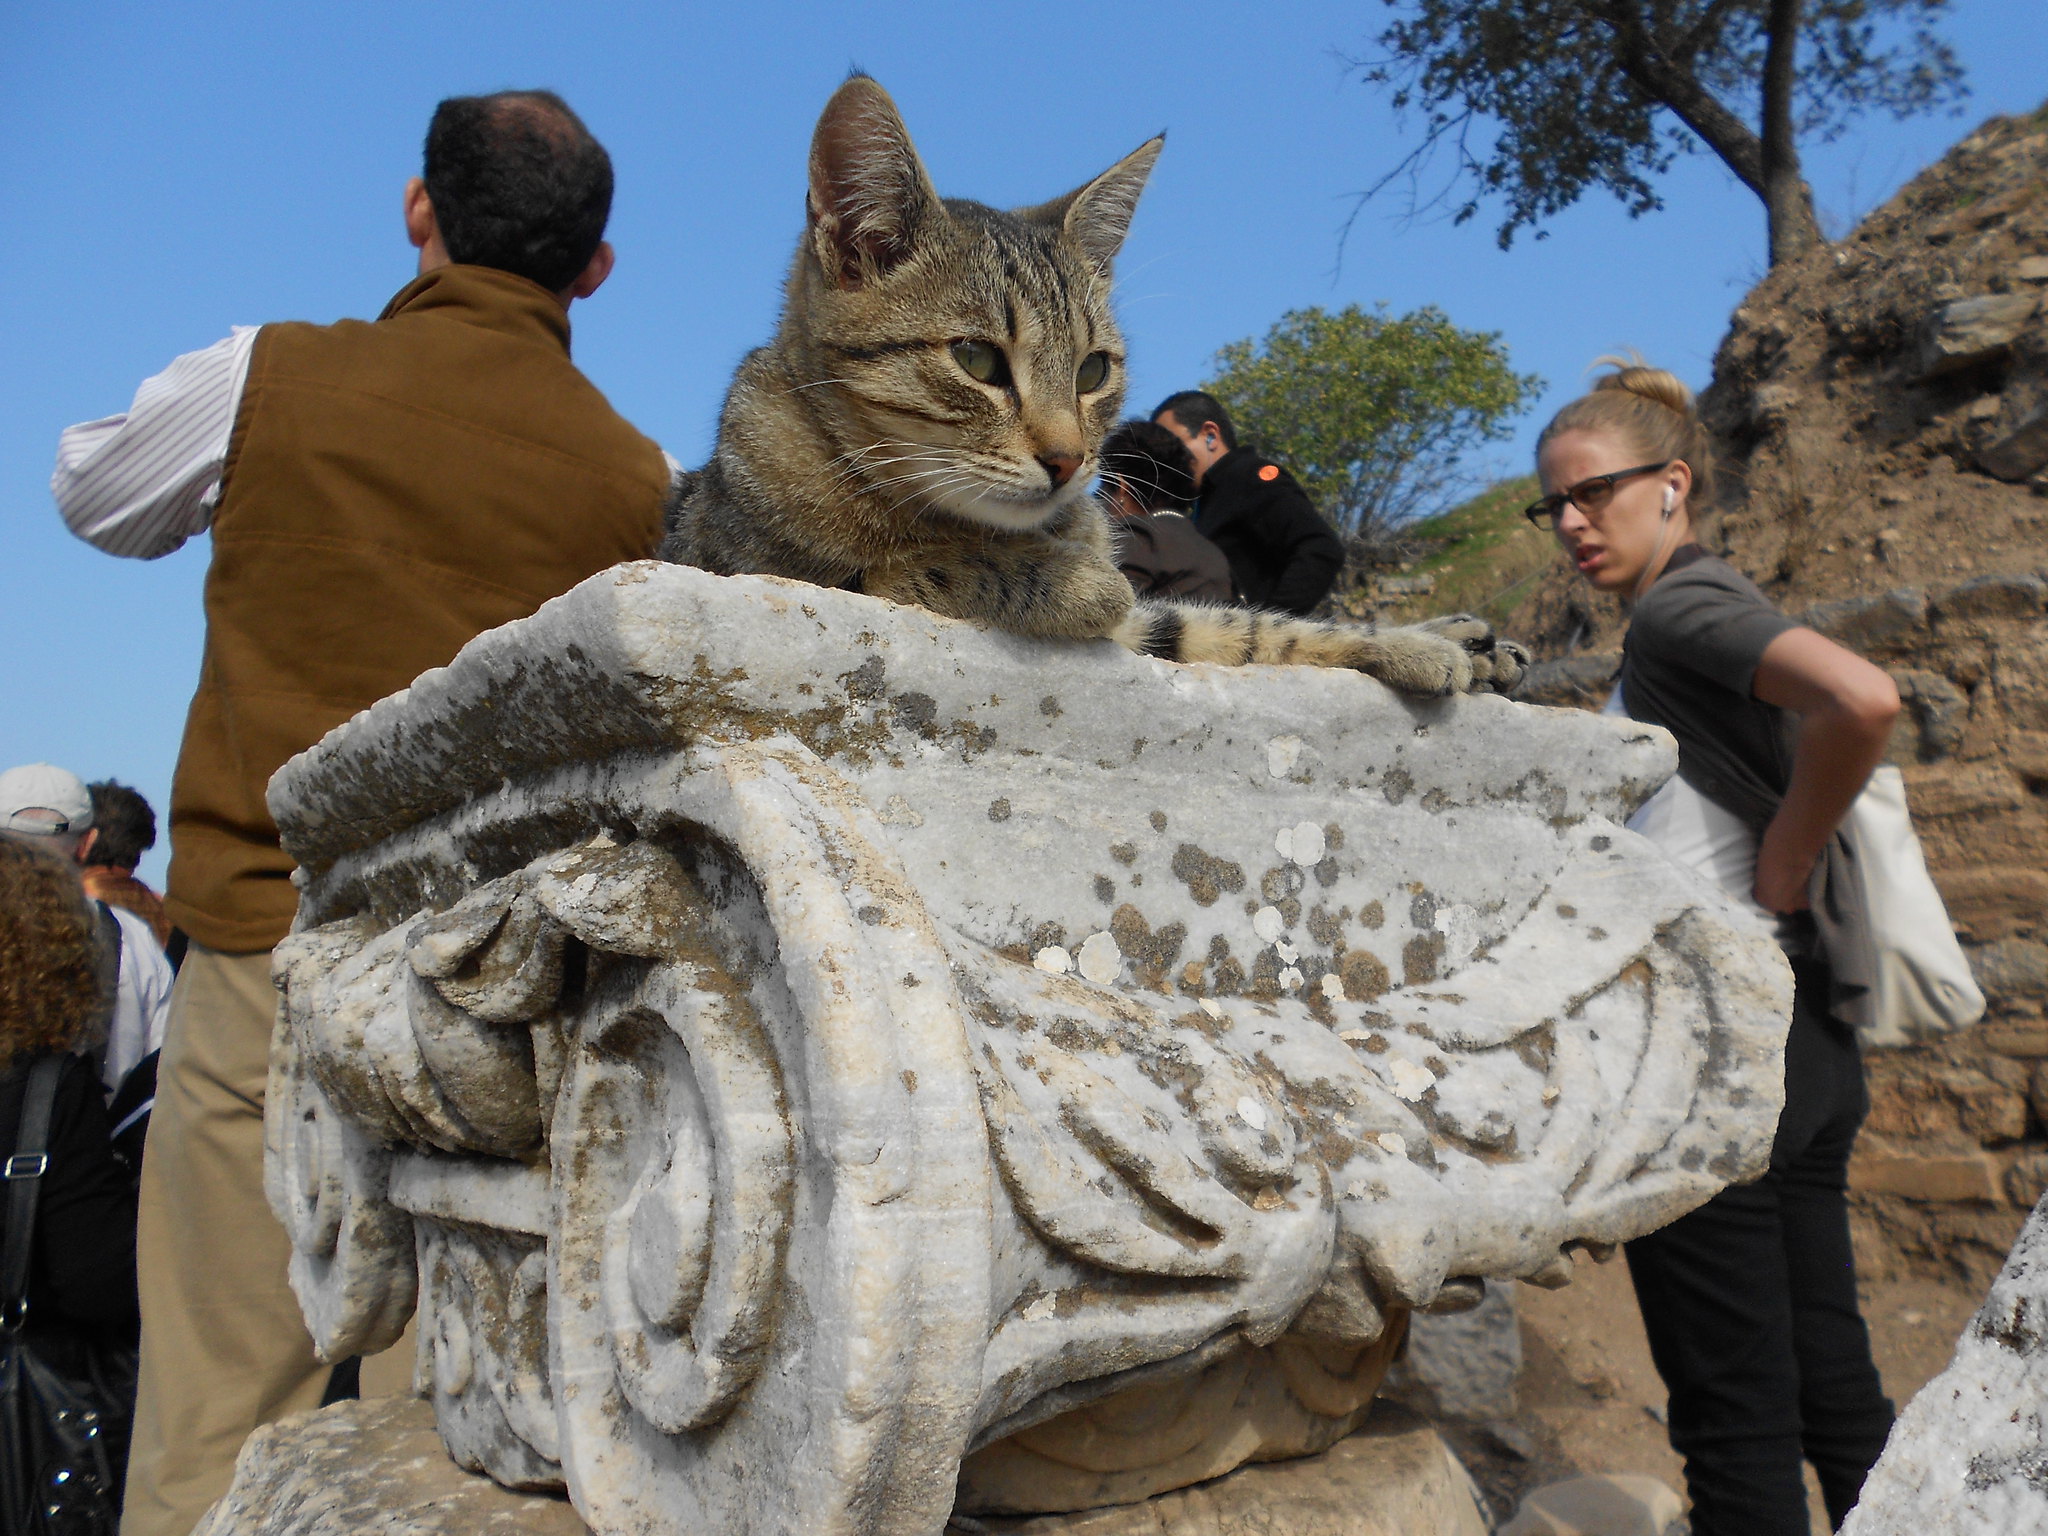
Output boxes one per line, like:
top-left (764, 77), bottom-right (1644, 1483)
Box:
top-left (54, 91), bottom-right (671, 1534)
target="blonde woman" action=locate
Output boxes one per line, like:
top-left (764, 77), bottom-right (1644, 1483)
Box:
top-left (1528, 362), bottom-right (1899, 1534)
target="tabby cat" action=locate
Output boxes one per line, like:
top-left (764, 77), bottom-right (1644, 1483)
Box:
top-left (662, 76), bottom-right (1526, 697)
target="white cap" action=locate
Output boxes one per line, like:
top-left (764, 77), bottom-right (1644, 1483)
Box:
top-left (0, 764), bottom-right (94, 837)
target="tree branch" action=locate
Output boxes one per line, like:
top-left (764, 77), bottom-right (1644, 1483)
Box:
top-left (1597, 0), bottom-right (1768, 195)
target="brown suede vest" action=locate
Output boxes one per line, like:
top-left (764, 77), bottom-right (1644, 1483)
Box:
top-left (165, 265), bottom-right (669, 952)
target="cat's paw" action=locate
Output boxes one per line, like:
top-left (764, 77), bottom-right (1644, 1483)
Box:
top-left (1472, 637), bottom-right (1531, 694)
top-left (1348, 629), bottom-right (1475, 697)
top-left (1413, 614), bottom-right (1529, 694)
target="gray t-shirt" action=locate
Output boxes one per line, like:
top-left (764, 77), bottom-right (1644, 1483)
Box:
top-left (1619, 546), bottom-right (1799, 831)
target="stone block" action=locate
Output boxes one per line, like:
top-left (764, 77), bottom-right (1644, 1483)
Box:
top-left (1516, 654), bottom-right (1620, 711)
top-left (1977, 1017), bottom-right (2048, 1057)
top-left (964, 1404), bottom-right (1488, 1536)
top-left (1802, 588), bottom-right (1929, 650)
top-left (253, 564), bottom-right (1796, 1536)
top-left (2004, 1150), bottom-right (2048, 1209)
top-left (1903, 761), bottom-right (2026, 818)
top-left (1839, 1197), bottom-right (2048, 1532)
top-left (2017, 256), bottom-right (2048, 284)
top-left (1973, 938), bottom-right (2048, 1004)
top-left (1382, 1278), bottom-right (1521, 1421)
top-left (1889, 670), bottom-right (1969, 762)
top-left (1500, 1474), bottom-right (1683, 1536)
top-left (1849, 1146), bottom-right (2001, 1203)
top-left (1977, 405), bottom-right (2048, 483)
top-left (1865, 1057), bottom-right (2030, 1145)
top-left (194, 1397), bottom-right (588, 1535)
top-left (2006, 732), bottom-right (2048, 786)
top-left (1918, 292), bottom-right (2039, 376)
top-left (1932, 865), bottom-right (2048, 942)
top-left (1932, 573), bottom-right (2048, 621)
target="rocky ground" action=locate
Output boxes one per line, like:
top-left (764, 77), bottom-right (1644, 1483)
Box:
top-left (1438, 1257), bottom-right (1982, 1533)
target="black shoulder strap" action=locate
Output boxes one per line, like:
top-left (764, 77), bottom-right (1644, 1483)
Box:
top-left (1, 1055), bottom-right (64, 1326)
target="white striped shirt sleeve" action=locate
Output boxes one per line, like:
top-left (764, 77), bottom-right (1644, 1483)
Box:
top-left (52, 326), bottom-right (261, 559)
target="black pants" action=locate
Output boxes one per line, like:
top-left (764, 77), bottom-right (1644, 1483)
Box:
top-left (1624, 959), bottom-right (1895, 1535)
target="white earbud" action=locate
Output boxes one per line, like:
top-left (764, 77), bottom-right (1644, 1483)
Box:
top-left (1661, 485), bottom-right (1675, 518)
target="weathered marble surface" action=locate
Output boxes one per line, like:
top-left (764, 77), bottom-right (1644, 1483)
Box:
top-left (262, 562), bottom-right (1792, 1536)
top-left (958, 1402), bottom-right (1486, 1535)
top-left (193, 1398), bottom-right (587, 1536)
top-left (193, 1397), bottom-right (1481, 1536)
top-left (1840, 1193), bottom-right (2048, 1534)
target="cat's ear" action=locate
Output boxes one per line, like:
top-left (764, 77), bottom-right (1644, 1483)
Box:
top-left (807, 76), bottom-right (941, 290)
top-left (1031, 135), bottom-right (1164, 278)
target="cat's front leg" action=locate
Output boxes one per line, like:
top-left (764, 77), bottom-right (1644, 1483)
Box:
top-left (866, 526), bottom-right (1135, 642)
top-left (1115, 602), bottom-right (1528, 697)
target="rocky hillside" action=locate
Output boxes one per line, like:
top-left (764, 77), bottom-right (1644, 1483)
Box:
top-left (1513, 101), bottom-right (2048, 1285)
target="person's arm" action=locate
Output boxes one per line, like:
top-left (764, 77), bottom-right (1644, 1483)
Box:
top-left (52, 326), bottom-right (260, 559)
top-left (1750, 627), bottom-right (1903, 912)
top-left (1261, 479), bottom-right (1345, 616)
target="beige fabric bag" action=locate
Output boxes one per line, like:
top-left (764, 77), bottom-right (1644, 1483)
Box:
top-left (1839, 766), bottom-right (1985, 1049)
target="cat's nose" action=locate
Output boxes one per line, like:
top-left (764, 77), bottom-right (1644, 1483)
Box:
top-left (1037, 452), bottom-right (1081, 489)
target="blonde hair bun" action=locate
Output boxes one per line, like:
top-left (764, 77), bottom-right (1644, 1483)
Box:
top-left (1538, 352), bottom-right (1715, 508)
top-left (1589, 354), bottom-right (1695, 418)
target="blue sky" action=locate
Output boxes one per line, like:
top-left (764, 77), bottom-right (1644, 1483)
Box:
top-left (5, 1), bottom-right (2041, 889)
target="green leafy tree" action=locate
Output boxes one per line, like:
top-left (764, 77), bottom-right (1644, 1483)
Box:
top-left (1203, 303), bottom-right (1540, 550)
top-left (1354, 0), bottom-right (1966, 266)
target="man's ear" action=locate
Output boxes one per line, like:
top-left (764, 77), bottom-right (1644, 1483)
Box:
top-left (562, 241), bottom-right (615, 303)
top-left (75, 827), bottom-right (98, 865)
top-left (404, 177), bottom-right (436, 251)
top-left (806, 75), bottom-right (941, 289)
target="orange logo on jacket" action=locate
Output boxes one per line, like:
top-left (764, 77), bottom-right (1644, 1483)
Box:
top-left (1258, 464), bottom-right (1280, 481)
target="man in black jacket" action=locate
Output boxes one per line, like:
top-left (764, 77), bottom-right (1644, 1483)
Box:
top-left (1153, 391), bottom-right (1343, 616)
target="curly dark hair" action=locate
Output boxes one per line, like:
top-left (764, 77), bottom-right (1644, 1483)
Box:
top-left (0, 838), bottom-right (107, 1058)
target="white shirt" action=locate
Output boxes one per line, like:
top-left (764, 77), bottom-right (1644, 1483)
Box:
top-left (1607, 684), bottom-right (1778, 929)
top-left (53, 325), bottom-right (685, 559)
top-left (53, 328), bottom-right (261, 558)
top-left (103, 904), bottom-right (173, 1093)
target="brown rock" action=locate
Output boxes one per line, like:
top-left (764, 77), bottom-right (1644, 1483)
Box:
top-left (1918, 293), bottom-right (2039, 377)
top-left (1903, 762), bottom-right (2026, 817)
top-left (1932, 573), bottom-right (2048, 620)
top-left (1803, 588), bottom-right (1930, 649)
top-left (193, 1397), bottom-right (587, 1535)
top-left (1976, 1017), bottom-right (2048, 1057)
top-left (967, 1403), bottom-right (1487, 1536)
top-left (1977, 405), bottom-right (2048, 483)
top-left (1849, 1146), bottom-right (2001, 1203)
top-left (2006, 732), bottom-right (2048, 786)
top-left (1864, 1058), bottom-right (2031, 1145)
top-left (2017, 257), bottom-right (2048, 284)
top-left (1932, 865), bottom-right (2048, 941)
top-left (1973, 939), bottom-right (2048, 1004)
top-left (2004, 1148), bottom-right (2048, 1208)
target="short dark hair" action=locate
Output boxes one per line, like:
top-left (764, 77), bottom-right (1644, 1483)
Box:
top-left (424, 90), bottom-right (614, 293)
top-left (1099, 420), bottom-right (1196, 512)
top-left (1153, 391), bottom-right (1238, 452)
top-left (85, 781), bottom-right (156, 871)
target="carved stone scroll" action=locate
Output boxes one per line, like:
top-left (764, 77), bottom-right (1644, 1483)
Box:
top-left (265, 563), bottom-right (1793, 1536)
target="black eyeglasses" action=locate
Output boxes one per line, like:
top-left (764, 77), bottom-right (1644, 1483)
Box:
top-left (1523, 462), bottom-right (1671, 529)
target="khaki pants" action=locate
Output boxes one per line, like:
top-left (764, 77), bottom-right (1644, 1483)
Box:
top-left (122, 944), bottom-right (413, 1536)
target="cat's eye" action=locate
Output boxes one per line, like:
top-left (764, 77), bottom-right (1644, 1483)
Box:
top-left (951, 340), bottom-right (1011, 387)
top-left (1076, 351), bottom-right (1111, 394)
